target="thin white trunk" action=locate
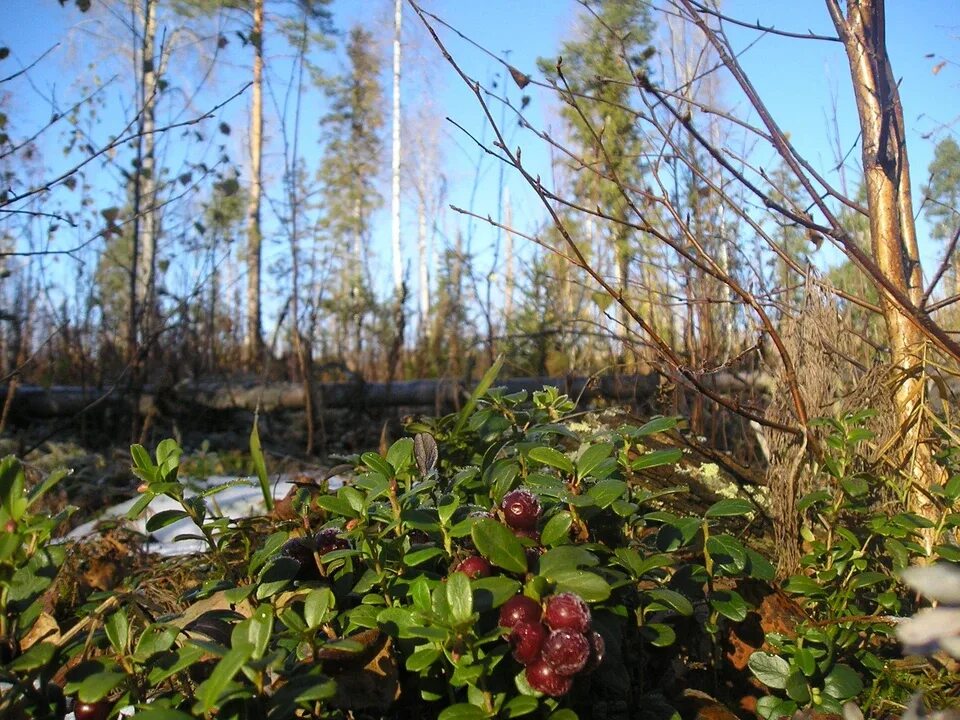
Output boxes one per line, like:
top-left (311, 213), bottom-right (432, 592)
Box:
top-left (136, 0), bottom-right (158, 327)
top-left (391, 0), bottom-right (403, 295)
top-left (418, 199), bottom-right (429, 335)
top-left (503, 186), bottom-right (514, 323)
top-left (244, 0), bottom-right (264, 367)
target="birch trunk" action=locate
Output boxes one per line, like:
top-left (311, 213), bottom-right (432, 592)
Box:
top-left (244, 0), bottom-right (265, 368)
top-left (391, 0), bottom-right (403, 296)
top-left (829, 0), bottom-right (944, 520)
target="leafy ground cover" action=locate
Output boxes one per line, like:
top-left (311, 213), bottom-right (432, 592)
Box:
top-left (1, 367), bottom-right (958, 719)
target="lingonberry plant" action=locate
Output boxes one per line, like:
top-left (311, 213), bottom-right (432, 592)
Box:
top-left (1, 368), bottom-right (957, 719)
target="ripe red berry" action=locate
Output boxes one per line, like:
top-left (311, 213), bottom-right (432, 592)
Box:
top-left (455, 555), bottom-right (493, 579)
top-left (73, 700), bottom-right (112, 720)
top-left (314, 528), bottom-right (350, 554)
top-left (509, 620), bottom-right (548, 665)
top-left (544, 592), bottom-right (591, 633)
top-left (541, 629), bottom-right (590, 675)
top-left (501, 489), bottom-right (541, 530)
top-left (583, 630), bottom-right (606, 672)
top-left (525, 658), bottom-right (574, 696)
top-left (499, 594), bottom-right (542, 628)
top-left (280, 537), bottom-right (321, 580)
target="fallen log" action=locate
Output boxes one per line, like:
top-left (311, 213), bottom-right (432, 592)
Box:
top-left (0, 371), bottom-right (776, 419)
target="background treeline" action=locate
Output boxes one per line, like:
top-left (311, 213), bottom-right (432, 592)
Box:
top-left (0, 0), bottom-right (958, 445)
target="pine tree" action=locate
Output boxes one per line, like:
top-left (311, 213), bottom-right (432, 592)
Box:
top-left (538, 0), bottom-right (654, 362)
top-left (316, 25), bottom-right (386, 373)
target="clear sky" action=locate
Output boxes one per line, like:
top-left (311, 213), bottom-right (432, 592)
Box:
top-left (1, 1), bottom-right (958, 328)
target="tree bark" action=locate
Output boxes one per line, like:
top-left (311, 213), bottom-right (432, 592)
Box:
top-left (244, 0), bottom-right (265, 369)
top-left (829, 0), bottom-right (944, 518)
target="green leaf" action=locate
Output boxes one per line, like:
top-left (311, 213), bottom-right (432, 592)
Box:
top-left (133, 625), bottom-right (178, 663)
top-left (528, 446), bottom-right (574, 475)
top-left (756, 696), bottom-right (798, 720)
top-left (550, 569), bottom-right (610, 602)
top-left (407, 646), bottom-right (441, 672)
top-left (471, 519), bottom-right (527, 574)
top-left (704, 498), bottom-right (754, 518)
top-left (639, 622), bottom-right (676, 647)
top-left (256, 557), bottom-right (299, 599)
top-left (472, 576), bottom-right (522, 612)
top-left (539, 546), bottom-right (598, 577)
top-left (6, 641), bottom-right (55, 671)
top-left (540, 511), bottom-right (572, 547)
top-left (147, 644), bottom-right (204, 685)
top-left (633, 416), bottom-right (679, 436)
top-left (710, 589), bottom-right (749, 621)
top-left (249, 416), bottom-right (273, 512)
top-left (632, 448), bottom-right (682, 470)
top-left (586, 478), bottom-right (627, 508)
top-left (438, 703), bottom-right (490, 720)
top-left (245, 605), bottom-right (273, 660)
top-left (145, 509), bottom-right (189, 532)
top-left (503, 695), bottom-right (539, 718)
top-left (848, 571), bottom-right (888, 589)
top-left (549, 710), bottom-right (579, 720)
top-left (361, 452), bottom-right (394, 478)
top-left (748, 651), bottom-right (790, 689)
top-left (645, 588), bottom-right (693, 616)
top-left (577, 443), bottom-right (614, 479)
top-left (454, 356), bottom-right (504, 436)
top-left (27, 467), bottom-right (69, 510)
top-left (77, 671), bottom-right (127, 702)
top-left (447, 571), bottom-right (474, 624)
top-left (785, 671), bottom-right (810, 703)
top-left (823, 664), bottom-right (862, 701)
top-left (706, 534), bottom-right (747, 572)
top-left (795, 647), bottom-right (816, 676)
top-left (126, 710), bottom-right (195, 720)
top-left (196, 642), bottom-right (253, 713)
top-left (104, 610), bottom-right (129, 653)
top-left (386, 438), bottom-right (414, 473)
top-left (404, 547), bottom-right (445, 567)
top-left (783, 575), bottom-right (825, 597)
top-left (797, 489), bottom-right (832, 513)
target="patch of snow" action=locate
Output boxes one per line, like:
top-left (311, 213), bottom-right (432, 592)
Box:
top-left (66, 474), bottom-right (344, 556)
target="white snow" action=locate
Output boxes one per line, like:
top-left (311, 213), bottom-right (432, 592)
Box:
top-left (66, 474), bottom-right (344, 556)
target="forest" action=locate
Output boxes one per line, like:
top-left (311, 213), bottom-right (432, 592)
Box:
top-left (0, 1), bottom-right (959, 719)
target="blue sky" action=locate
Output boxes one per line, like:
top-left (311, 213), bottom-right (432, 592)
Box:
top-left (1, 1), bottom-right (958, 327)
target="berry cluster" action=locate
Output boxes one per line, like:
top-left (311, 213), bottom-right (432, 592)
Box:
top-left (499, 592), bottom-right (605, 697)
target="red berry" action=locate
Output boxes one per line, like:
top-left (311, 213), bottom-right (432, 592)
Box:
top-left (541, 629), bottom-right (590, 675)
top-left (280, 537), bottom-right (321, 580)
top-left (501, 489), bottom-right (541, 530)
top-left (314, 528), bottom-right (350, 554)
top-left (584, 630), bottom-right (606, 672)
top-left (499, 594), bottom-right (542, 628)
top-left (455, 555), bottom-right (493, 579)
top-left (509, 621), bottom-right (548, 665)
top-left (544, 592), bottom-right (591, 633)
top-left (525, 658), bottom-right (574, 696)
top-left (74, 700), bottom-right (112, 720)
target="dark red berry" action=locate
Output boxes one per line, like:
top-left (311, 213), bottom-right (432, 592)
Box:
top-left (280, 537), bottom-right (321, 580)
top-left (509, 620), bottom-right (548, 665)
top-left (314, 528), bottom-right (350, 554)
top-left (499, 594), bottom-right (542, 628)
top-left (541, 629), bottom-right (590, 675)
top-left (525, 658), bottom-right (574, 696)
top-left (583, 630), bottom-right (605, 672)
top-left (74, 700), bottom-right (112, 720)
top-left (501, 489), bottom-right (541, 530)
top-left (455, 555), bottom-right (493, 579)
top-left (544, 592), bottom-right (591, 633)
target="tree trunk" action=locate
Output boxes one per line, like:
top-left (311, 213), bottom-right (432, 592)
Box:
top-left (830, 0), bottom-right (943, 520)
top-left (244, 0), bottom-right (265, 369)
top-left (391, 0), bottom-right (403, 297)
